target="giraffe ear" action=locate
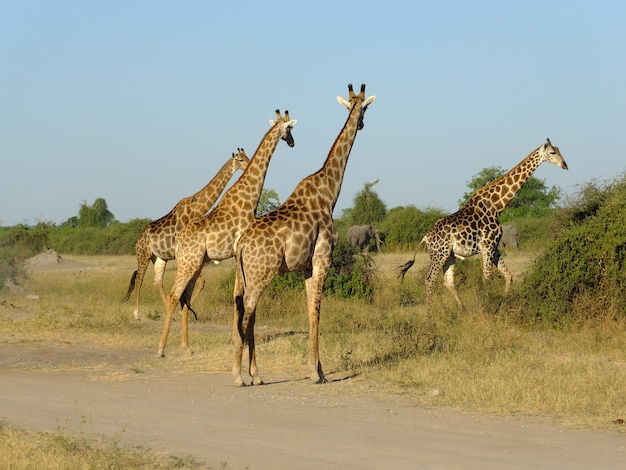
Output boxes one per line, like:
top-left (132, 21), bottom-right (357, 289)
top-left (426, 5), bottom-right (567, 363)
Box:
top-left (286, 119), bottom-right (297, 127)
top-left (337, 96), bottom-right (350, 108)
top-left (365, 95), bottom-right (376, 106)
top-left (269, 119), bottom-right (276, 126)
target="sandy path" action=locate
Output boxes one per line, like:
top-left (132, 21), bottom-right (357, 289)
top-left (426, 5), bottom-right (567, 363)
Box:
top-left (1, 366), bottom-right (625, 469)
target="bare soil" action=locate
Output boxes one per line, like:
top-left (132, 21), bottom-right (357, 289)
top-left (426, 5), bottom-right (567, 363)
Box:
top-left (1, 253), bottom-right (625, 469)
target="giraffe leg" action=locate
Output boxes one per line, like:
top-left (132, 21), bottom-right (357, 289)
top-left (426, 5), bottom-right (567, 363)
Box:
top-left (158, 263), bottom-right (199, 357)
top-left (245, 309), bottom-right (263, 385)
top-left (232, 275), bottom-right (246, 386)
top-left (493, 251), bottom-right (513, 292)
top-left (232, 267), bottom-right (265, 386)
top-left (153, 257), bottom-right (168, 307)
top-left (179, 272), bottom-right (201, 355)
top-left (189, 271), bottom-right (205, 306)
top-left (425, 251), bottom-right (449, 306)
top-left (442, 256), bottom-right (464, 308)
top-left (157, 293), bottom-right (178, 357)
top-left (129, 249), bottom-right (153, 320)
top-left (304, 264), bottom-right (328, 384)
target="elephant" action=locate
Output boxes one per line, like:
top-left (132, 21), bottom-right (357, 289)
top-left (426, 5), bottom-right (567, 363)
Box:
top-left (499, 224), bottom-right (520, 252)
top-left (347, 225), bottom-right (381, 252)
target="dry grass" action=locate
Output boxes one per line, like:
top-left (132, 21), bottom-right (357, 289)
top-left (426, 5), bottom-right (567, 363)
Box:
top-left (3, 250), bottom-right (626, 436)
top-left (0, 421), bottom-right (205, 470)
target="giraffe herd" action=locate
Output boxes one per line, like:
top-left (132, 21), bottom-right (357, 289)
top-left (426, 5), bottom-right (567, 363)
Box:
top-left (126, 83), bottom-right (568, 386)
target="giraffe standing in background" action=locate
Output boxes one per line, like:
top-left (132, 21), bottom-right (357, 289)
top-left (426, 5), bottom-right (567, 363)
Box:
top-left (232, 84), bottom-right (375, 386)
top-left (398, 138), bottom-right (568, 308)
top-left (157, 109), bottom-right (297, 357)
top-left (123, 149), bottom-right (249, 320)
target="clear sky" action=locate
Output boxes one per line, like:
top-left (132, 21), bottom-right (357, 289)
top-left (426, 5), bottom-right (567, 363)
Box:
top-left (1, 1), bottom-right (625, 227)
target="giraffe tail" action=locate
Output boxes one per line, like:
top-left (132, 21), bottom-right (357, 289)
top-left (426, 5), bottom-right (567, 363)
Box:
top-left (396, 257), bottom-right (416, 282)
top-left (396, 236), bottom-right (428, 282)
top-left (178, 284), bottom-right (198, 321)
top-left (122, 270), bottom-right (138, 302)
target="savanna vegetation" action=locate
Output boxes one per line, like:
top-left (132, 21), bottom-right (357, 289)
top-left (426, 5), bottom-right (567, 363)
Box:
top-left (2, 173), bottom-right (626, 466)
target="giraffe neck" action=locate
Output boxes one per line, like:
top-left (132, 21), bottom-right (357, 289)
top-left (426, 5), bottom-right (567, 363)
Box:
top-left (311, 104), bottom-right (361, 210)
top-left (219, 122), bottom-right (282, 214)
top-left (176, 159), bottom-right (237, 218)
top-left (470, 149), bottom-right (543, 215)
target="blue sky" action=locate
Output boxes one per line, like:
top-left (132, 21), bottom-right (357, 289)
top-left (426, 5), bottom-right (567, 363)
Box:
top-left (1, 1), bottom-right (625, 226)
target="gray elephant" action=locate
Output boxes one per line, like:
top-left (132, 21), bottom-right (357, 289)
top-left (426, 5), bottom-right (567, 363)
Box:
top-left (499, 224), bottom-right (520, 252)
top-left (347, 225), bottom-right (381, 252)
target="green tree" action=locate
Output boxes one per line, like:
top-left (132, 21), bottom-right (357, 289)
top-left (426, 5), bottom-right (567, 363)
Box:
top-left (256, 188), bottom-right (280, 216)
top-left (379, 205), bottom-right (446, 250)
top-left (459, 166), bottom-right (562, 219)
top-left (78, 198), bottom-right (115, 228)
top-left (351, 180), bottom-right (387, 225)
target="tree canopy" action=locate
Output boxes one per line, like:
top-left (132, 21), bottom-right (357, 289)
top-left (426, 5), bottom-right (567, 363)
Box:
top-left (77, 198), bottom-right (116, 228)
top-left (350, 180), bottom-right (387, 225)
top-left (256, 188), bottom-right (280, 216)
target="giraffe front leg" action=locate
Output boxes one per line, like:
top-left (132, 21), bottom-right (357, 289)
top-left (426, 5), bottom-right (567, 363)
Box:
top-left (495, 254), bottom-right (513, 292)
top-left (305, 273), bottom-right (327, 384)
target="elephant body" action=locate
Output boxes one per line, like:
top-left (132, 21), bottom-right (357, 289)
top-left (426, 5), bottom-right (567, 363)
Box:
top-left (347, 225), bottom-right (381, 252)
top-left (499, 224), bottom-right (520, 251)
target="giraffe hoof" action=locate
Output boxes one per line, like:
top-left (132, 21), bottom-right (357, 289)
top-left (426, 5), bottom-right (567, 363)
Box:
top-left (252, 377), bottom-right (264, 386)
top-left (157, 349), bottom-right (165, 358)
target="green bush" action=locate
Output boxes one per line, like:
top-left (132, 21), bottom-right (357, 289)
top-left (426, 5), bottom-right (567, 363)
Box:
top-left (0, 225), bottom-right (50, 284)
top-left (516, 175), bottom-right (626, 325)
top-left (48, 219), bottom-right (149, 255)
top-left (324, 240), bottom-right (376, 300)
top-left (378, 205), bottom-right (446, 251)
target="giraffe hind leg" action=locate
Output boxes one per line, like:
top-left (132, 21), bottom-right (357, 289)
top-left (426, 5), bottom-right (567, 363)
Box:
top-left (442, 256), bottom-right (464, 308)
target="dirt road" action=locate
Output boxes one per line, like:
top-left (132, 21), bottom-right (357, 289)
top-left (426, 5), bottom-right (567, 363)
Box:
top-left (1, 360), bottom-right (625, 469)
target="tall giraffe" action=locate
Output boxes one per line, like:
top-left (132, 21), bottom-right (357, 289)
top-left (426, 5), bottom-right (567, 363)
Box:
top-left (231, 84), bottom-right (375, 386)
top-left (398, 138), bottom-right (568, 307)
top-left (157, 109), bottom-right (297, 357)
top-left (124, 149), bottom-right (249, 319)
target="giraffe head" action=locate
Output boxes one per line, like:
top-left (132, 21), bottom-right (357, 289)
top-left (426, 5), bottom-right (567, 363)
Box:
top-left (269, 110), bottom-right (297, 147)
top-left (231, 148), bottom-right (250, 172)
top-left (337, 83), bottom-right (376, 130)
top-left (539, 138), bottom-right (568, 170)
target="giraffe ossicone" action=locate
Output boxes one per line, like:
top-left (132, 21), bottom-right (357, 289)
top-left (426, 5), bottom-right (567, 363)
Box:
top-left (123, 148), bottom-right (249, 320)
top-left (398, 138), bottom-right (567, 308)
top-left (231, 83), bottom-right (375, 386)
top-left (156, 109), bottom-right (297, 358)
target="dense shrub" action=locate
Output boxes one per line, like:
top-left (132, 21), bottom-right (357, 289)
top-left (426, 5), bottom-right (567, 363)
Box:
top-left (0, 225), bottom-right (50, 284)
top-left (324, 240), bottom-right (376, 300)
top-left (48, 219), bottom-right (149, 255)
top-left (261, 239), bottom-right (376, 301)
top-left (516, 175), bottom-right (626, 324)
top-left (378, 205), bottom-right (446, 251)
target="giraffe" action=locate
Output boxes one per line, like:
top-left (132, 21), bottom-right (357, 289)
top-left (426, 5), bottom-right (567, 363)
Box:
top-left (124, 149), bottom-right (249, 320)
top-left (157, 109), bottom-right (297, 357)
top-left (398, 138), bottom-right (568, 308)
top-left (231, 84), bottom-right (376, 386)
